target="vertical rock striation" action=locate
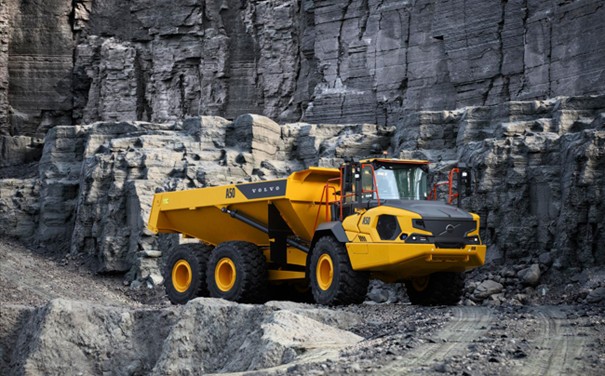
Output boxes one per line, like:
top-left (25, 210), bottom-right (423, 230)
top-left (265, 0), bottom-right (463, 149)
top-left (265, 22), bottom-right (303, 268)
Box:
top-left (4, 0), bottom-right (74, 137)
top-left (2, 0), bottom-right (604, 135)
top-left (0, 2), bottom-right (9, 133)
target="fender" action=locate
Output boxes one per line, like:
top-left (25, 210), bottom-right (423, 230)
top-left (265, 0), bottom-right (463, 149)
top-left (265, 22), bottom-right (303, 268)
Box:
top-left (311, 221), bottom-right (349, 248)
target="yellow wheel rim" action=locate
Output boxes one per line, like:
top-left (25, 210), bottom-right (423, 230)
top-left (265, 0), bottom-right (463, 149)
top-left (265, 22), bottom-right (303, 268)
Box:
top-left (172, 260), bottom-right (192, 293)
top-left (215, 257), bottom-right (237, 292)
top-left (316, 254), bottom-right (334, 291)
top-left (412, 276), bottom-right (430, 292)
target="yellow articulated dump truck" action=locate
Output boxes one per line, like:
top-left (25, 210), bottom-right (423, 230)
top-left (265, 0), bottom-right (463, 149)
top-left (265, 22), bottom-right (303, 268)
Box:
top-left (148, 158), bottom-right (486, 306)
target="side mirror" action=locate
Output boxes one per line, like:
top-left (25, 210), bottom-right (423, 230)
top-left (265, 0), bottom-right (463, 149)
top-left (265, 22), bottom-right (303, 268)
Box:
top-left (457, 164), bottom-right (472, 196)
top-left (342, 164), bottom-right (353, 193)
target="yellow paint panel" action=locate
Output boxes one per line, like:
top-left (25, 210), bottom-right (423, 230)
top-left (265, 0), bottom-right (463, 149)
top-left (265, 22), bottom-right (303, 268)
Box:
top-left (287, 247), bottom-right (307, 266)
top-left (347, 243), bottom-right (486, 280)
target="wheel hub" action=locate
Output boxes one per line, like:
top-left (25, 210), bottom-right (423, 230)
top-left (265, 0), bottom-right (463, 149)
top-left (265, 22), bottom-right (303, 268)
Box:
top-left (317, 254), bottom-right (334, 291)
top-left (215, 257), bottom-right (237, 292)
top-left (172, 260), bottom-right (192, 293)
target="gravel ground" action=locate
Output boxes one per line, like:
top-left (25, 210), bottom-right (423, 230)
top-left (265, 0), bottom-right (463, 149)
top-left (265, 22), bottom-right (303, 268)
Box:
top-left (1, 239), bottom-right (604, 375)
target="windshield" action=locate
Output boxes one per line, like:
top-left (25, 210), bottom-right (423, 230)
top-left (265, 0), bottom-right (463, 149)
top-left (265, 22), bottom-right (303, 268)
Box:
top-left (375, 166), bottom-right (428, 200)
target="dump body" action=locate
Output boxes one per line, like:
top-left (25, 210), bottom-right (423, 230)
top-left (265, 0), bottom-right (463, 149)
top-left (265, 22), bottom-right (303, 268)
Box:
top-left (148, 167), bottom-right (340, 247)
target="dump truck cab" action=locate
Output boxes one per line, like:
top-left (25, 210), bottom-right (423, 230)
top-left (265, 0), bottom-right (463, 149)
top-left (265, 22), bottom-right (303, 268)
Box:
top-left (306, 158), bottom-right (485, 305)
top-left (148, 157), bottom-right (486, 306)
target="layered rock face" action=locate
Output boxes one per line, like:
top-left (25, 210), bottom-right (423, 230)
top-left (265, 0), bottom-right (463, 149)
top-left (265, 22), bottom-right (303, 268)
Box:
top-left (5, 113), bottom-right (390, 276)
top-left (1, 0), bottom-right (605, 135)
top-left (393, 96), bottom-right (605, 269)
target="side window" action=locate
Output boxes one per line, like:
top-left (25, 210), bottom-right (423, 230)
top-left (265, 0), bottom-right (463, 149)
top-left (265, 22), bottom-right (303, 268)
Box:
top-left (361, 165), bottom-right (374, 198)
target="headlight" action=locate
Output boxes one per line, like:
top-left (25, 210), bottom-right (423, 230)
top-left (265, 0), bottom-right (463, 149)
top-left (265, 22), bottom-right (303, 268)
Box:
top-left (405, 234), bottom-right (433, 243)
top-left (376, 215), bottom-right (401, 240)
top-left (464, 236), bottom-right (481, 245)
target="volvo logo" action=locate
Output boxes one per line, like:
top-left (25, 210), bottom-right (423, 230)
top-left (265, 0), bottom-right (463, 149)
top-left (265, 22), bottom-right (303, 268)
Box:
top-left (251, 186), bottom-right (280, 194)
top-left (237, 180), bottom-right (287, 199)
top-left (439, 223), bottom-right (460, 236)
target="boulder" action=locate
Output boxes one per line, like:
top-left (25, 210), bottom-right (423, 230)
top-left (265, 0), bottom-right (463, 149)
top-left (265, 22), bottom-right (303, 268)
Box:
top-left (153, 299), bottom-right (362, 374)
top-left (585, 287), bottom-right (605, 304)
top-left (518, 264), bottom-right (541, 286)
top-left (472, 280), bottom-right (504, 301)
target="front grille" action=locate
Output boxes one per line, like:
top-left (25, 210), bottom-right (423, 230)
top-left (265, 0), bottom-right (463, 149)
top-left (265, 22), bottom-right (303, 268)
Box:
top-left (414, 219), bottom-right (477, 245)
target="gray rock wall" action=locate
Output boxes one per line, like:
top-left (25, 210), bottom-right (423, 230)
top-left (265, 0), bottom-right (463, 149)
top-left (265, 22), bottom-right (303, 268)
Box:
top-left (459, 97), bottom-right (605, 269)
top-left (2, 0), bottom-right (605, 135)
top-left (0, 178), bottom-right (38, 239)
top-left (390, 97), bottom-right (605, 270)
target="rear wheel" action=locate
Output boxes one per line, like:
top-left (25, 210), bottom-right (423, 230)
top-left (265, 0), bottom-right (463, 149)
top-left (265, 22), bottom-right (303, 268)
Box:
top-left (309, 236), bottom-right (369, 305)
top-left (206, 241), bottom-right (267, 303)
top-left (404, 272), bottom-right (465, 306)
top-left (164, 243), bottom-right (210, 305)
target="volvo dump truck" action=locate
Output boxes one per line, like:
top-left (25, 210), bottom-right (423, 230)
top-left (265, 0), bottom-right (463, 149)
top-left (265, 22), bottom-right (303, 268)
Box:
top-left (148, 158), bottom-right (486, 306)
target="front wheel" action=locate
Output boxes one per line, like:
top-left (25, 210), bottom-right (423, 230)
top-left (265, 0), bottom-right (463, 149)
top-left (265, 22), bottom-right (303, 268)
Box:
top-left (404, 272), bottom-right (465, 306)
top-left (309, 236), bottom-right (369, 305)
top-left (164, 243), bottom-right (210, 305)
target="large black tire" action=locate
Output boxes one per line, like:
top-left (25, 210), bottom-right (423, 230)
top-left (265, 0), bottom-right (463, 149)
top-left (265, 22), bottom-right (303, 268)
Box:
top-left (164, 243), bottom-right (211, 305)
top-left (309, 236), bottom-right (369, 305)
top-left (206, 241), bottom-right (267, 303)
top-left (404, 272), bottom-right (465, 306)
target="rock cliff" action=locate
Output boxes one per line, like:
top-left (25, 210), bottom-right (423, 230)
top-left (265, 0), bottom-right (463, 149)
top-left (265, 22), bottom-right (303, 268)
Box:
top-left (1, 0), bottom-right (605, 135)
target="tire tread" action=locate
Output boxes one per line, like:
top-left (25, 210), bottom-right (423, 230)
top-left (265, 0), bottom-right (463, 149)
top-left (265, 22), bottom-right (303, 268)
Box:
top-left (164, 243), bottom-right (212, 304)
top-left (310, 236), bottom-right (369, 305)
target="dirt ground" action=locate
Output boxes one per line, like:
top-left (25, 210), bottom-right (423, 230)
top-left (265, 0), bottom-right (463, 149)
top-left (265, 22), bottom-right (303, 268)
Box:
top-left (0, 238), bottom-right (139, 307)
top-left (1, 239), bottom-right (604, 375)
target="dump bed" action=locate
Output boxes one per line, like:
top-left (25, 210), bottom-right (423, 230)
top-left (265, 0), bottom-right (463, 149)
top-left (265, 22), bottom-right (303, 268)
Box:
top-left (148, 167), bottom-right (340, 246)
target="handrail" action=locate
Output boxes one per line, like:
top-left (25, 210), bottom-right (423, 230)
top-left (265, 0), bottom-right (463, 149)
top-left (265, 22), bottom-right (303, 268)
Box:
top-left (429, 168), bottom-right (460, 205)
top-left (314, 177), bottom-right (340, 230)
